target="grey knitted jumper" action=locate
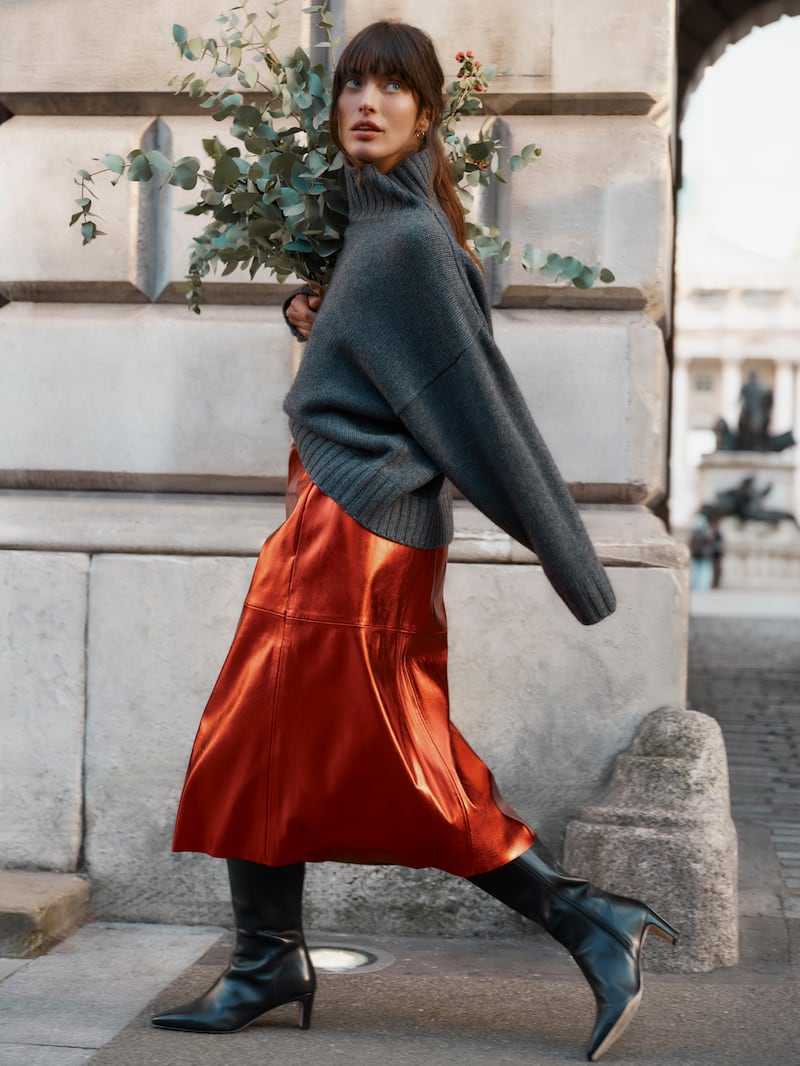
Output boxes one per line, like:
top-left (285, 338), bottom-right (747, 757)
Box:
top-left (283, 151), bottom-right (615, 626)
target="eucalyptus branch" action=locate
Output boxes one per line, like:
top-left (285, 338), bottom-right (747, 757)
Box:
top-left (70, 2), bottom-right (614, 310)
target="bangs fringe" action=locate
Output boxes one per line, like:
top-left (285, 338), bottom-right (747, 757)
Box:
top-left (333, 22), bottom-right (438, 113)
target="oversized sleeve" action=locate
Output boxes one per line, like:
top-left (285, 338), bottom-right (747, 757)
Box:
top-left (396, 322), bottom-right (616, 626)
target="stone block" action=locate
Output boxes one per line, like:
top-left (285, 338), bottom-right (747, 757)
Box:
top-left (0, 304), bottom-right (666, 498)
top-left (494, 310), bottom-right (667, 502)
top-left (0, 1), bottom-right (673, 113)
top-left (0, 117), bottom-right (160, 301)
top-left (551, 0), bottom-right (674, 107)
top-left (493, 117), bottom-right (672, 314)
top-left (0, 0), bottom-right (304, 96)
top-left (0, 303), bottom-right (293, 491)
top-left (564, 706), bottom-right (739, 973)
top-left (0, 871), bottom-right (90, 957)
top-left (0, 551), bottom-right (88, 871)
top-left (340, 0), bottom-right (552, 94)
top-left (341, 0), bottom-right (673, 108)
top-left (83, 549), bottom-right (688, 934)
top-left (445, 565), bottom-right (689, 851)
top-left (84, 553), bottom-right (258, 923)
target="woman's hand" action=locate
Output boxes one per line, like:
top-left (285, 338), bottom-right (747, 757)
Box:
top-left (286, 291), bottom-right (322, 339)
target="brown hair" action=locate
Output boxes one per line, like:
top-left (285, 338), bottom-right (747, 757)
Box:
top-left (330, 20), bottom-right (471, 255)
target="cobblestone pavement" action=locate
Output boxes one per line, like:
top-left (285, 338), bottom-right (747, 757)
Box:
top-left (688, 614), bottom-right (800, 920)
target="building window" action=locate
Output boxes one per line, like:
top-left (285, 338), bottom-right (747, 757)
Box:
top-left (691, 289), bottom-right (726, 307)
top-left (692, 373), bottom-right (715, 392)
top-left (740, 289), bottom-right (780, 307)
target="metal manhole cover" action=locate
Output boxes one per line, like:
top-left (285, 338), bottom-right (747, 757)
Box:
top-left (308, 944), bottom-right (394, 973)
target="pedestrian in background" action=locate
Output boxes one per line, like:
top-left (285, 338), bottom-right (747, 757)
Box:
top-left (690, 514), bottom-right (714, 591)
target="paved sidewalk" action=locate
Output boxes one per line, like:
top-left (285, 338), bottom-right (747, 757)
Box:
top-left (688, 606), bottom-right (800, 921)
top-left (690, 588), bottom-right (800, 619)
top-left (2, 594), bottom-right (799, 1065)
top-left (0, 920), bottom-right (797, 1066)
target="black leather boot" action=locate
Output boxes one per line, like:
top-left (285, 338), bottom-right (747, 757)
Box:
top-left (152, 859), bottom-right (315, 1034)
top-left (469, 840), bottom-right (677, 1061)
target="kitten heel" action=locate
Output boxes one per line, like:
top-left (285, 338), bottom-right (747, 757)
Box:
top-left (296, 991), bottom-right (314, 1030)
top-left (644, 910), bottom-right (679, 945)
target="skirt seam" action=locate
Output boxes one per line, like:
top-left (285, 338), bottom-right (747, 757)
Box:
top-left (263, 473), bottom-right (314, 859)
top-left (243, 599), bottom-right (446, 637)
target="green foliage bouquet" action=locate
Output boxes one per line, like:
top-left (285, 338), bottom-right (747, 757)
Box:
top-left (71, 0), bottom-right (613, 312)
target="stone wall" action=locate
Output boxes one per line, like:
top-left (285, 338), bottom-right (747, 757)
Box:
top-left (0, 0), bottom-right (718, 956)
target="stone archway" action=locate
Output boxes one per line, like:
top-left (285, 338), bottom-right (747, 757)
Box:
top-left (679, 0), bottom-right (800, 113)
top-left (672, 1), bottom-right (800, 566)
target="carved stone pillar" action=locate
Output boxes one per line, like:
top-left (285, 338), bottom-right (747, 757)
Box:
top-left (773, 361), bottom-right (795, 434)
top-left (721, 357), bottom-right (742, 427)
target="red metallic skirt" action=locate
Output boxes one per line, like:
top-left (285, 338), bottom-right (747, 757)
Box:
top-left (172, 448), bottom-right (534, 877)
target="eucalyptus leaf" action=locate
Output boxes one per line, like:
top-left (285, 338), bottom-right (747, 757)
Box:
top-left (127, 154), bottom-right (153, 182)
top-left (102, 153), bottom-right (125, 174)
top-left (234, 105), bottom-right (263, 128)
top-left (170, 158), bottom-right (201, 189)
top-left (559, 256), bottom-right (583, 280)
top-left (522, 244), bottom-right (549, 272)
top-left (231, 190), bottom-right (261, 211)
top-left (573, 266), bottom-right (597, 289)
top-left (240, 63), bottom-right (259, 88)
top-left (145, 149), bottom-right (174, 172)
top-left (185, 37), bottom-right (205, 60)
top-left (212, 153), bottom-right (241, 190)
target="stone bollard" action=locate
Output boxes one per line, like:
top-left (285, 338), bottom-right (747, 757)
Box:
top-left (564, 706), bottom-right (738, 973)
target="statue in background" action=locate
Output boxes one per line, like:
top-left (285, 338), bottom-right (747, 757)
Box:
top-left (701, 475), bottom-right (800, 528)
top-left (713, 371), bottom-right (796, 452)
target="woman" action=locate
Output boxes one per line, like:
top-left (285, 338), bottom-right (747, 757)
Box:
top-left (152, 20), bottom-right (676, 1061)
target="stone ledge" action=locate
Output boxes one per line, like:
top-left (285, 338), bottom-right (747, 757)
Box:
top-left (0, 492), bottom-right (686, 568)
top-left (0, 90), bottom-right (659, 118)
top-left (0, 871), bottom-right (91, 958)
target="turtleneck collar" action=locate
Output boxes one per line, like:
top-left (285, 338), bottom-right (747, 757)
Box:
top-left (345, 150), bottom-right (435, 222)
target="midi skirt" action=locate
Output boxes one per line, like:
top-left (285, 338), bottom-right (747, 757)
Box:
top-left (172, 447), bottom-right (534, 877)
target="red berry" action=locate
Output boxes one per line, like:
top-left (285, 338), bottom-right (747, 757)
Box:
top-left (455, 51), bottom-right (465, 61)
top-left (466, 51), bottom-right (473, 57)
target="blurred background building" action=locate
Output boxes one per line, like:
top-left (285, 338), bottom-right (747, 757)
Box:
top-left (671, 13), bottom-right (800, 587)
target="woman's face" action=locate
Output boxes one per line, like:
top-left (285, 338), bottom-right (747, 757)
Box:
top-left (337, 72), bottom-right (428, 174)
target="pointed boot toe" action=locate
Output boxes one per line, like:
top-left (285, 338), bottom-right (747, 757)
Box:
top-left (586, 986), bottom-right (643, 1061)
